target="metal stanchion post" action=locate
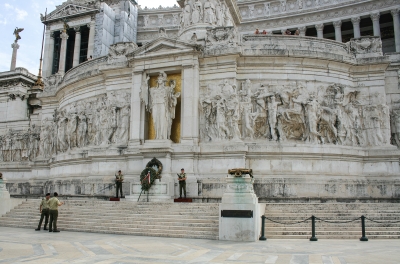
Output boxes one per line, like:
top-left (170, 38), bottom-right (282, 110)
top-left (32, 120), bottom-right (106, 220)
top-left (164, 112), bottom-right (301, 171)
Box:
top-left (260, 215), bottom-right (267, 241)
top-left (360, 215), bottom-right (368, 241)
top-left (310, 215), bottom-right (318, 241)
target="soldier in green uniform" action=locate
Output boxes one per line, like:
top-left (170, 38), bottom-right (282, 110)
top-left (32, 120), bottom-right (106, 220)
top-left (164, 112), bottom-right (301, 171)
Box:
top-left (177, 168), bottom-right (187, 199)
top-left (48, 192), bottom-right (63, 232)
top-left (35, 193), bottom-right (51, 231)
top-left (115, 170), bottom-right (124, 198)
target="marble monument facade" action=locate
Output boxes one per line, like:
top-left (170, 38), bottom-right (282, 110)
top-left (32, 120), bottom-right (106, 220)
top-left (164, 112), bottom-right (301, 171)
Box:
top-left (0, 0), bottom-right (400, 201)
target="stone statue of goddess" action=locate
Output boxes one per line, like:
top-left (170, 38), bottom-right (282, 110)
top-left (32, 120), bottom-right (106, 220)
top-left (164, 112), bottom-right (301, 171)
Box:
top-left (141, 72), bottom-right (181, 140)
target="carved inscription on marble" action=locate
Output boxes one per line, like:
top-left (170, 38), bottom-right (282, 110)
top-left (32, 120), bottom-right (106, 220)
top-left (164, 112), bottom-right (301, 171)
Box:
top-left (200, 79), bottom-right (390, 147)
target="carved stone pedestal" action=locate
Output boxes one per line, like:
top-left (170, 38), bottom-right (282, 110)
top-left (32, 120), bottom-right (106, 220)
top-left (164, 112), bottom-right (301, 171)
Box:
top-left (0, 179), bottom-right (11, 216)
top-left (219, 171), bottom-right (260, 242)
top-left (126, 178), bottom-right (174, 202)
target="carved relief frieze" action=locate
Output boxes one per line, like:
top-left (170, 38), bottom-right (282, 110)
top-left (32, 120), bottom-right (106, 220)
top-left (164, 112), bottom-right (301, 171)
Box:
top-left (200, 79), bottom-right (391, 147)
top-left (0, 126), bottom-right (40, 162)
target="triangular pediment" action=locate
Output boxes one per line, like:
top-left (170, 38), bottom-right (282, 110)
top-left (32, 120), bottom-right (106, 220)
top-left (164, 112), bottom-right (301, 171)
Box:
top-left (133, 38), bottom-right (199, 57)
top-left (43, 3), bottom-right (98, 22)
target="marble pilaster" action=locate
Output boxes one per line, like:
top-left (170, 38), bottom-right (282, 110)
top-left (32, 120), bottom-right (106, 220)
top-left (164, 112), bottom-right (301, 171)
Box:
top-left (129, 71), bottom-right (144, 146)
top-left (87, 20), bottom-right (96, 59)
top-left (391, 9), bottom-right (400, 52)
top-left (333, 20), bottom-right (342, 42)
top-left (181, 63), bottom-right (200, 145)
top-left (57, 30), bottom-right (69, 74)
top-left (42, 29), bottom-right (52, 77)
top-left (315, 23), bottom-right (324, 39)
top-left (10, 42), bottom-right (19, 71)
top-left (72, 27), bottom-right (81, 67)
top-left (351, 16), bottom-right (361, 38)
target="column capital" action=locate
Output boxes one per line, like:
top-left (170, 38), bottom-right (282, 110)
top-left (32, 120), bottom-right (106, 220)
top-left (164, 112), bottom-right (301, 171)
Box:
top-left (74, 26), bottom-right (81, 32)
top-left (50, 31), bottom-right (55, 38)
top-left (370, 12), bottom-right (380, 21)
top-left (60, 31), bottom-right (69, 40)
top-left (11, 42), bottom-right (20, 49)
top-left (351, 16), bottom-right (361, 24)
top-left (333, 20), bottom-right (342, 28)
top-left (391, 8), bottom-right (399, 17)
top-left (298, 26), bottom-right (306, 32)
top-left (315, 23), bottom-right (324, 31)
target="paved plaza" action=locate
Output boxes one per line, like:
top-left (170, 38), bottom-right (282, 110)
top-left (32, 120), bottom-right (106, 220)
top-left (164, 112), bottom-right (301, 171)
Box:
top-left (0, 227), bottom-right (398, 264)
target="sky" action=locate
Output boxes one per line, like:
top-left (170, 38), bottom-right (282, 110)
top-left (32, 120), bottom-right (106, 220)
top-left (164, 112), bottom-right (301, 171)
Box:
top-left (0, 0), bottom-right (178, 75)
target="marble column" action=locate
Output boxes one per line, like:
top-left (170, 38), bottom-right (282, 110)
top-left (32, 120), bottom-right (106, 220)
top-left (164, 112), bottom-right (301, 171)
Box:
top-left (370, 12), bottom-right (381, 37)
top-left (46, 32), bottom-right (55, 76)
top-left (391, 9), bottom-right (400, 52)
top-left (181, 62), bottom-right (200, 145)
top-left (42, 28), bottom-right (51, 77)
top-left (10, 41), bottom-right (19, 71)
top-left (298, 26), bottom-right (306, 37)
top-left (315, 23), bottom-right (324, 39)
top-left (72, 27), bottom-right (81, 67)
top-left (129, 71), bottom-right (144, 146)
top-left (351, 16), bottom-right (361, 38)
top-left (57, 30), bottom-right (69, 74)
top-left (333, 20), bottom-right (342, 42)
top-left (87, 19), bottom-right (96, 59)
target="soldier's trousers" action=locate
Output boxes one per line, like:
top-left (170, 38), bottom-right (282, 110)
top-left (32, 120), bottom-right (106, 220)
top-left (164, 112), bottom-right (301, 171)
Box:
top-left (179, 182), bottom-right (186, 197)
top-left (116, 183), bottom-right (123, 198)
top-left (38, 209), bottom-right (49, 229)
top-left (49, 210), bottom-right (59, 231)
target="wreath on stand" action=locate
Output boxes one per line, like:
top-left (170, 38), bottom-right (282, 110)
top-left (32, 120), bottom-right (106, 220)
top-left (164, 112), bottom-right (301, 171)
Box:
top-left (139, 157), bottom-right (163, 192)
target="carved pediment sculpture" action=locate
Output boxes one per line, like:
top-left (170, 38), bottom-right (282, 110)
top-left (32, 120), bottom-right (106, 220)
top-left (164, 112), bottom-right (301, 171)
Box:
top-left (42, 2), bottom-right (98, 22)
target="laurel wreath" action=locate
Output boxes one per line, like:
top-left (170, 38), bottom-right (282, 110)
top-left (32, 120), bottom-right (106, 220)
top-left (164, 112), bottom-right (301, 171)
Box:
top-left (140, 158), bottom-right (163, 191)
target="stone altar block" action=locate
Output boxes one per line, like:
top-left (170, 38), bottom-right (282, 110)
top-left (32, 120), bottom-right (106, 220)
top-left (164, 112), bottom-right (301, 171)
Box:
top-left (219, 170), bottom-right (259, 242)
top-left (0, 178), bottom-right (11, 216)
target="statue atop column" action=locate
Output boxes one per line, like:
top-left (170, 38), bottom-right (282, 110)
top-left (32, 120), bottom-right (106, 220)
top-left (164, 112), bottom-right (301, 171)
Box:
top-left (10, 27), bottom-right (23, 71)
top-left (141, 72), bottom-right (181, 140)
top-left (13, 27), bottom-right (24, 42)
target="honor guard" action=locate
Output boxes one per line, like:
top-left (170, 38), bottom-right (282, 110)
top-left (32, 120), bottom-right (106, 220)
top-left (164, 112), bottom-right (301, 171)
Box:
top-left (35, 193), bottom-right (50, 231)
top-left (115, 170), bottom-right (124, 198)
top-left (177, 168), bottom-right (187, 199)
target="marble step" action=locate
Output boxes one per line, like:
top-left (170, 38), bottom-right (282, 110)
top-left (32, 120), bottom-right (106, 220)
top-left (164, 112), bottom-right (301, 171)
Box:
top-left (263, 235), bottom-right (400, 239)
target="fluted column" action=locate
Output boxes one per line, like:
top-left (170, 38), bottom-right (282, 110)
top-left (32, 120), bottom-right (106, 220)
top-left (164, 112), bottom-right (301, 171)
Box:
top-left (351, 16), bottom-right (361, 38)
top-left (298, 26), bottom-right (306, 37)
top-left (42, 28), bottom-right (51, 77)
top-left (333, 20), bottom-right (342, 42)
top-left (72, 27), bottom-right (81, 67)
top-left (370, 12), bottom-right (381, 37)
top-left (58, 30), bottom-right (69, 74)
top-left (315, 23), bottom-right (324, 38)
top-left (46, 32), bottom-right (55, 76)
top-left (87, 19), bottom-right (96, 59)
top-left (391, 9), bottom-right (400, 52)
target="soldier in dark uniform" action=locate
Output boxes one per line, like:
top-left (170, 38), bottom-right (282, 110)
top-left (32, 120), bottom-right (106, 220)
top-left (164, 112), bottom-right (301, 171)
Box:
top-left (35, 193), bottom-right (50, 231)
top-left (115, 170), bottom-right (124, 198)
top-left (177, 168), bottom-right (187, 199)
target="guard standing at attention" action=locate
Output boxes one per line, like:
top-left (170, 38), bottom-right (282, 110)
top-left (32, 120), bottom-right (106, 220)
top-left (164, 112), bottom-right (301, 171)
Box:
top-left (48, 192), bottom-right (63, 233)
top-left (115, 170), bottom-right (124, 198)
top-left (35, 193), bottom-right (51, 231)
top-left (177, 168), bottom-right (187, 199)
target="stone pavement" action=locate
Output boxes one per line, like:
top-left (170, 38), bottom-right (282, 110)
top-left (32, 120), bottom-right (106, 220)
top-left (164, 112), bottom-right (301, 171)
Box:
top-left (0, 227), bottom-right (399, 264)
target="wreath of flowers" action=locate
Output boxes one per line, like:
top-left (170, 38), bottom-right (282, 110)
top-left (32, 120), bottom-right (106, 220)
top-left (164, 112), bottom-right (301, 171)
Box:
top-left (140, 158), bottom-right (163, 191)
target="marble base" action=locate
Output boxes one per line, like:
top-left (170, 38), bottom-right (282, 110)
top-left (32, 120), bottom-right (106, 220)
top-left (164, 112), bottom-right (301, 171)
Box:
top-left (0, 180), bottom-right (11, 216)
top-left (219, 174), bottom-right (260, 242)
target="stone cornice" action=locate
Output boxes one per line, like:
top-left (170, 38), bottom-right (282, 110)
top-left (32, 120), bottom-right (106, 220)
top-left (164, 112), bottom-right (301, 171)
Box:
top-left (238, 0), bottom-right (399, 31)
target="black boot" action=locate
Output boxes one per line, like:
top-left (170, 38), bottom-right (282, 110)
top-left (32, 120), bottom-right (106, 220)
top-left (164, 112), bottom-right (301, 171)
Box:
top-left (35, 228), bottom-right (40, 231)
top-left (44, 226), bottom-right (48, 231)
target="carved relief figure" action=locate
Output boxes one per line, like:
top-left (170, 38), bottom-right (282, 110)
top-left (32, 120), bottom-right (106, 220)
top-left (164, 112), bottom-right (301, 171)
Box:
top-left (192, 0), bottom-right (203, 24)
top-left (204, 0), bottom-right (216, 24)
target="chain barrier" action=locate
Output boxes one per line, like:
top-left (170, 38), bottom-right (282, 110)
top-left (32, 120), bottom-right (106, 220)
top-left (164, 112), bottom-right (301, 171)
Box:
top-left (264, 217), bottom-right (311, 225)
top-left (365, 217), bottom-right (400, 224)
top-left (315, 216), bottom-right (361, 224)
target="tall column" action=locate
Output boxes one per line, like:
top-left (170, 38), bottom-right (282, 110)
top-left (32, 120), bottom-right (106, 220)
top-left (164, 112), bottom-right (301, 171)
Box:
top-left (46, 32), bottom-right (55, 76)
top-left (10, 41), bottom-right (20, 71)
top-left (181, 62), bottom-right (200, 145)
top-left (333, 20), bottom-right (342, 42)
top-left (72, 27), bottom-right (81, 67)
top-left (351, 16), bottom-right (361, 38)
top-left (391, 9), bottom-right (400, 52)
top-left (298, 26), bottom-right (306, 37)
top-left (58, 30), bottom-right (69, 74)
top-left (370, 12), bottom-right (381, 37)
top-left (315, 23), bottom-right (324, 38)
top-left (42, 28), bottom-right (51, 77)
top-left (87, 18), bottom-right (96, 59)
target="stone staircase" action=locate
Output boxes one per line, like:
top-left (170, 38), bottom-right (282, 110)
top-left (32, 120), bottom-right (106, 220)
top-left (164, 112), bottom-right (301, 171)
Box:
top-left (263, 203), bottom-right (400, 239)
top-left (0, 199), bottom-right (219, 240)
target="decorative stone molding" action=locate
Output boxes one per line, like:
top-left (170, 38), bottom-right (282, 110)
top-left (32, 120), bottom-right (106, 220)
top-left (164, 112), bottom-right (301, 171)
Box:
top-left (41, 2), bottom-right (99, 22)
top-left (107, 42), bottom-right (138, 65)
top-left (348, 36), bottom-right (383, 57)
